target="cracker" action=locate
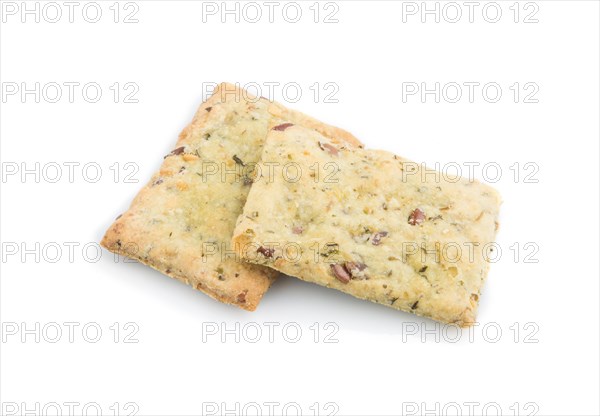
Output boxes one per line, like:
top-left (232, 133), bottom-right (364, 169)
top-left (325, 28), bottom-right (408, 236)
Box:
top-left (232, 123), bottom-right (501, 324)
top-left (101, 83), bottom-right (361, 311)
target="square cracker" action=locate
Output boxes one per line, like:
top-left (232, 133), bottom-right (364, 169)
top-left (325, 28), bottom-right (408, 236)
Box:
top-left (101, 83), bottom-right (361, 311)
top-left (232, 123), bottom-right (501, 324)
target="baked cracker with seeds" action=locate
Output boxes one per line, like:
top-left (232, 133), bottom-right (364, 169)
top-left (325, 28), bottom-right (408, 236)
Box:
top-left (232, 123), bottom-right (501, 324)
top-left (101, 83), bottom-right (361, 311)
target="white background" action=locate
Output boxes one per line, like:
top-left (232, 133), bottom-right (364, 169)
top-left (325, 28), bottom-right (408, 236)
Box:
top-left (1, 1), bottom-right (599, 415)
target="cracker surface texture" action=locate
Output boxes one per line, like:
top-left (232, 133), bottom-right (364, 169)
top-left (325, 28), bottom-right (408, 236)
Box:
top-left (101, 83), bottom-right (361, 311)
top-left (233, 124), bottom-right (500, 323)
